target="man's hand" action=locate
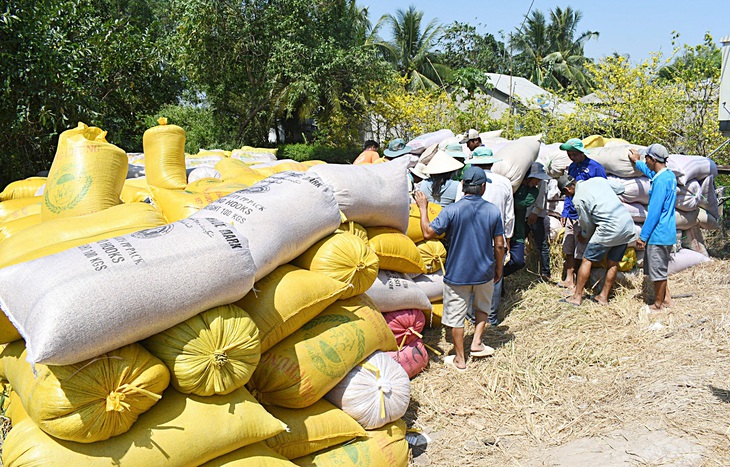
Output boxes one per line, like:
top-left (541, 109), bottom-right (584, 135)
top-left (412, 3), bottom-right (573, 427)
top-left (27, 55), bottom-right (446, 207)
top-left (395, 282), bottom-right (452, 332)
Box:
top-left (628, 148), bottom-right (641, 163)
top-left (527, 213), bottom-right (538, 225)
top-left (414, 190), bottom-right (429, 211)
top-left (561, 217), bottom-right (567, 227)
top-left (635, 238), bottom-right (646, 250)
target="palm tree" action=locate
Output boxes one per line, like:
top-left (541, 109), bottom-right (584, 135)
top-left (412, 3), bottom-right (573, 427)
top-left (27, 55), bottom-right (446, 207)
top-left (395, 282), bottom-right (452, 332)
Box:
top-left (377, 5), bottom-right (451, 91)
top-left (512, 6), bottom-right (598, 95)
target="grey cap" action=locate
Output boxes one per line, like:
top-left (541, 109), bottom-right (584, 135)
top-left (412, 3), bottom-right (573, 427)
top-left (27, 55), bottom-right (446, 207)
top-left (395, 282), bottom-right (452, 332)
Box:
top-left (640, 143), bottom-right (669, 163)
top-left (557, 174), bottom-right (576, 191)
top-left (526, 162), bottom-right (551, 181)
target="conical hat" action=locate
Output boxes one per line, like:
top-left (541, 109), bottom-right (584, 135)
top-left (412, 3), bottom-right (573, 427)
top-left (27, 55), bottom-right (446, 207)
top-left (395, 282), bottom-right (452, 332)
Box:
top-left (424, 150), bottom-right (464, 175)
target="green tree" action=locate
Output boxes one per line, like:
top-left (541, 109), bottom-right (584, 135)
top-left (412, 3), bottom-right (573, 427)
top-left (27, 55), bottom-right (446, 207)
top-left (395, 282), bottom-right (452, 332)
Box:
top-left (377, 5), bottom-right (451, 91)
top-left (511, 6), bottom-right (598, 94)
top-left (437, 21), bottom-right (508, 74)
top-left (172, 0), bottom-right (386, 147)
top-left (0, 0), bottom-right (183, 184)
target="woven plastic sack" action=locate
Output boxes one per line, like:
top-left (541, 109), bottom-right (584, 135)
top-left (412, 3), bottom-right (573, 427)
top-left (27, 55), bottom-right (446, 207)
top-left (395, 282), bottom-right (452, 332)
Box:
top-left (584, 145), bottom-right (645, 178)
top-left (609, 175), bottom-right (651, 205)
top-left (365, 270), bottom-right (432, 313)
top-left (623, 202), bottom-right (647, 223)
top-left (309, 157), bottom-right (411, 233)
top-left (367, 226), bottom-right (426, 274)
top-left (324, 351), bottom-right (410, 429)
top-left (582, 135), bottom-right (605, 148)
top-left (120, 179), bottom-right (150, 204)
top-left (250, 159), bottom-right (308, 174)
top-left (699, 175), bottom-right (719, 219)
top-left (1, 341), bottom-right (169, 443)
top-left (43, 123), bottom-right (127, 220)
top-left (291, 438), bottom-right (389, 467)
top-left (191, 171), bottom-right (341, 281)
top-left (291, 232), bottom-right (379, 299)
top-left (0, 177), bottom-right (47, 201)
top-left (407, 202), bottom-right (443, 243)
top-left (235, 265), bottom-right (348, 352)
top-left (336, 219), bottom-right (369, 242)
top-left (424, 301), bottom-right (443, 328)
top-left (698, 209), bottom-right (720, 230)
top-left (0, 212), bottom-right (41, 243)
top-left (0, 197), bottom-right (43, 224)
top-left (676, 209), bottom-right (699, 230)
top-left (365, 419), bottom-right (410, 467)
top-left (538, 143), bottom-right (570, 178)
top-left (2, 386), bottom-right (286, 467)
top-left (492, 136), bottom-right (541, 192)
top-left (0, 217), bottom-right (256, 366)
top-left (143, 117), bottom-right (187, 190)
top-left (188, 167), bottom-right (222, 183)
top-left (200, 442), bottom-right (295, 466)
top-left (142, 304), bottom-right (260, 396)
top-left (248, 295), bottom-right (397, 408)
top-left (406, 129), bottom-right (454, 155)
top-left (668, 248), bottom-right (711, 275)
top-left (675, 180), bottom-right (701, 212)
top-left (0, 202), bottom-right (166, 271)
top-left (149, 186), bottom-right (228, 223)
top-left (231, 146), bottom-right (278, 163)
top-left (5, 391), bottom-right (26, 425)
top-left (667, 154), bottom-right (718, 186)
top-left (416, 239), bottom-right (446, 274)
top-left (383, 309), bottom-right (426, 348)
top-left (411, 272), bottom-right (444, 302)
top-left (387, 339), bottom-right (429, 379)
top-left (185, 150), bottom-right (226, 169)
top-left (264, 399), bottom-right (366, 460)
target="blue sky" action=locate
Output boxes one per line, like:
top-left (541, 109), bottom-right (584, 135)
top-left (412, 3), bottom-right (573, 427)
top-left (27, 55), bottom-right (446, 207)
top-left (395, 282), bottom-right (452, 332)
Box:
top-left (362, 0), bottom-right (729, 62)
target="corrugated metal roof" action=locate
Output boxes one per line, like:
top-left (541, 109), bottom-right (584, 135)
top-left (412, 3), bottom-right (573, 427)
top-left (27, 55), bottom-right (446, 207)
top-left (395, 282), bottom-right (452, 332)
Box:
top-left (484, 73), bottom-right (577, 115)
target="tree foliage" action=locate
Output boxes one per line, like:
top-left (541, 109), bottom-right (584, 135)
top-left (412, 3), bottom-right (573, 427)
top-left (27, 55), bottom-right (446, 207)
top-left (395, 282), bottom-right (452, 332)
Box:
top-left (0, 0), bottom-right (182, 183)
top-left (436, 21), bottom-right (508, 74)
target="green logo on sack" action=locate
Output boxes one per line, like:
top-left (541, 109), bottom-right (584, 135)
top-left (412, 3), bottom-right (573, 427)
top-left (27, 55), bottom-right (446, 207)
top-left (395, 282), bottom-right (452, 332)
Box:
top-left (44, 165), bottom-right (92, 214)
top-left (303, 313), bottom-right (366, 378)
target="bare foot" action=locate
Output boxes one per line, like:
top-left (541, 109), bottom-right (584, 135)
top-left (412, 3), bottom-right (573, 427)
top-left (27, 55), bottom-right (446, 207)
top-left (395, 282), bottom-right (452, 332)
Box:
top-left (647, 304), bottom-right (665, 313)
top-left (565, 296), bottom-right (582, 306)
top-left (663, 300), bottom-right (674, 309)
top-left (594, 296), bottom-right (609, 306)
top-left (558, 280), bottom-right (574, 289)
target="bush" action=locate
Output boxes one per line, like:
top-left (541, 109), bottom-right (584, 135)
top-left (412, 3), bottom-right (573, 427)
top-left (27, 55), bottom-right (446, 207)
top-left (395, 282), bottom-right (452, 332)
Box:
top-left (278, 144), bottom-right (360, 164)
top-left (144, 104), bottom-right (235, 154)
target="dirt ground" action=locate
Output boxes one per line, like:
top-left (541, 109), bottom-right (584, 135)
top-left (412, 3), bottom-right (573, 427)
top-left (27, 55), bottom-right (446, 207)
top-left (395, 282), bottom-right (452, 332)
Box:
top-left (406, 241), bottom-right (730, 466)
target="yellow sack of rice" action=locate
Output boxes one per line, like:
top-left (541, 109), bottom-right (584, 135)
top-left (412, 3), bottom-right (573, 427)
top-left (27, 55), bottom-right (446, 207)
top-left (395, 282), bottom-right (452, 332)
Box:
top-left (2, 386), bottom-right (286, 467)
top-left (234, 265), bottom-right (349, 352)
top-left (6, 391), bottom-right (27, 425)
top-left (216, 157), bottom-right (256, 176)
top-left (336, 218), bottom-right (369, 242)
top-left (424, 301), bottom-right (443, 328)
top-left (582, 135), bottom-right (606, 148)
top-left (0, 202), bottom-right (166, 270)
top-left (1, 341), bottom-right (169, 443)
top-left (142, 304), bottom-right (260, 396)
top-left (290, 438), bottom-right (389, 467)
top-left (143, 117), bottom-right (187, 190)
top-left (264, 399), bottom-right (367, 459)
top-left (0, 197), bottom-right (43, 223)
top-left (367, 226), bottom-right (426, 274)
top-left (42, 122), bottom-right (127, 220)
top-left (248, 295), bottom-right (397, 408)
top-left (0, 212), bottom-right (41, 243)
top-left (366, 419), bottom-right (409, 467)
top-left (416, 239), bottom-right (446, 274)
top-left (407, 202), bottom-right (443, 243)
top-left (301, 160), bottom-right (326, 167)
top-left (0, 177), bottom-right (47, 201)
top-left (148, 185), bottom-right (228, 222)
top-left (186, 177), bottom-right (227, 192)
top-left (291, 232), bottom-right (379, 299)
top-left (200, 442), bottom-right (296, 466)
top-left (120, 179), bottom-right (150, 203)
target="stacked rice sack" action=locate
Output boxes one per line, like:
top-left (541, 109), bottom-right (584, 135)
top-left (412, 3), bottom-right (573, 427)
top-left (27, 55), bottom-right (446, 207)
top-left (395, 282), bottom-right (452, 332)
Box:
top-left (538, 135), bottom-right (720, 275)
top-left (0, 124), bottom-right (414, 466)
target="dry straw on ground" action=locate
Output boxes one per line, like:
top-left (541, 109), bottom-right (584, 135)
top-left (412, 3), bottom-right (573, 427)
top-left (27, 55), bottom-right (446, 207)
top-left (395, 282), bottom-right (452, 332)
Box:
top-left (409, 242), bottom-right (730, 466)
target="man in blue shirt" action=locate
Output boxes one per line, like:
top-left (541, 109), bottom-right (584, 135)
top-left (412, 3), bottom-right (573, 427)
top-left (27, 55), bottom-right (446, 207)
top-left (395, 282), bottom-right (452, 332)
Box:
top-left (558, 138), bottom-right (607, 290)
top-left (415, 166), bottom-right (505, 371)
top-left (629, 144), bottom-right (677, 312)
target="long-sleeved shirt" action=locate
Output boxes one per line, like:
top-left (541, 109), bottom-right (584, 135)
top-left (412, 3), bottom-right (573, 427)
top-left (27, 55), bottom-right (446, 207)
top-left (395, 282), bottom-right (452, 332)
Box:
top-left (635, 161), bottom-right (677, 245)
top-left (455, 169), bottom-right (515, 238)
top-left (512, 184), bottom-right (539, 243)
top-left (562, 158), bottom-right (607, 220)
top-left (572, 178), bottom-right (637, 246)
top-left (528, 180), bottom-right (548, 218)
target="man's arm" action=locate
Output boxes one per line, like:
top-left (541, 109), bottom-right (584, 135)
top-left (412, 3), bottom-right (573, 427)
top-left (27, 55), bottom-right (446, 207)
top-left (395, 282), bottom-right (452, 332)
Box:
top-left (628, 149), bottom-right (654, 178)
top-left (493, 234), bottom-right (505, 283)
top-left (414, 191), bottom-right (438, 240)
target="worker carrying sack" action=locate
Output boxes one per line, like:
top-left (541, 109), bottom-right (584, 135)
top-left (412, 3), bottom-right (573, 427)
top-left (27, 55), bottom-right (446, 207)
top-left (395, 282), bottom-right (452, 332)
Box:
top-left (0, 217), bottom-right (256, 366)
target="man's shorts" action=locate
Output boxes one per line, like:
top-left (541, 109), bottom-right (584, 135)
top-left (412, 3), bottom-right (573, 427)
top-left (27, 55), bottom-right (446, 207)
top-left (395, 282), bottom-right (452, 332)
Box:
top-left (583, 243), bottom-right (628, 263)
top-left (644, 244), bottom-right (671, 282)
top-left (562, 218), bottom-right (587, 259)
top-left (442, 281), bottom-right (495, 328)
